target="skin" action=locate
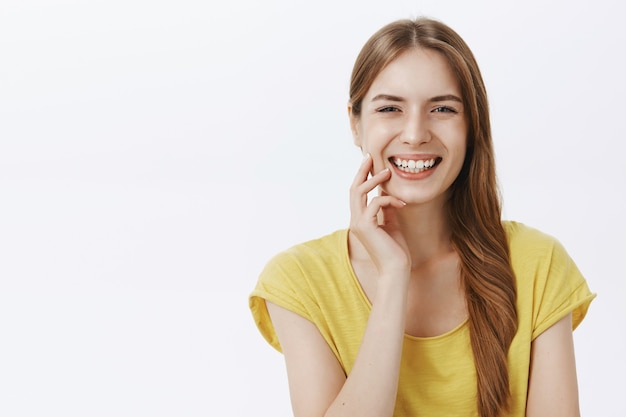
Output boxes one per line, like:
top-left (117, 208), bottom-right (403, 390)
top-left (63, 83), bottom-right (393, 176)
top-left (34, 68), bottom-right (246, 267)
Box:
top-left (266, 47), bottom-right (581, 417)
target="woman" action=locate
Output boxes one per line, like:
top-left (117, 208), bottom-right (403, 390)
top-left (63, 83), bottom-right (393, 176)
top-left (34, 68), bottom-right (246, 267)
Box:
top-left (249, 17), bottom-right (594, 417)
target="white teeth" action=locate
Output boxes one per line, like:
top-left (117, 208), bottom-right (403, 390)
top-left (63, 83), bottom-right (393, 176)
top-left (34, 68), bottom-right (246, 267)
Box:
top-left (392, 157), bottom-right (437, 173)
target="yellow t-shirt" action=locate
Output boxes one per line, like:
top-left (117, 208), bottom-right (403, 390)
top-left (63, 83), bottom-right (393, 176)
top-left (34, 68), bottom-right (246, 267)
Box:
top-left (249, 221), bottom-right (595, 416)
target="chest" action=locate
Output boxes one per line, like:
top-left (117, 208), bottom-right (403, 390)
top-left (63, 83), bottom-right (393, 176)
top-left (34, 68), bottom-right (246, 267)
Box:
top-left (352, 256), bottom-right (467, 338)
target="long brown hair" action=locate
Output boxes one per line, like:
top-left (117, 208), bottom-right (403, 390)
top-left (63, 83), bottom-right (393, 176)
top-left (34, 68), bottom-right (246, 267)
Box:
top-left (349, 18), bottom-right (518, 417)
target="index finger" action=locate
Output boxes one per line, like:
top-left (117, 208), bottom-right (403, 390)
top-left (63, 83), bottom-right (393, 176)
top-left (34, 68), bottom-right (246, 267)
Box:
top-left (349, 153), bottom-right (373, 217)
top-left (351, 153), bottom-right (373, 189)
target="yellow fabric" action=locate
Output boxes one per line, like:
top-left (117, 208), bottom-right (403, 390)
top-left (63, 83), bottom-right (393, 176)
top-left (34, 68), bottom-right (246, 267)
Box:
top-left (249, 221), bottom-right (596, 416)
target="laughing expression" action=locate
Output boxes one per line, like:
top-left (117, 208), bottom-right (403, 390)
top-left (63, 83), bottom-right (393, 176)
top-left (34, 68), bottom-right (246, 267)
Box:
top-left (350, 47), bottom-right (468, 207)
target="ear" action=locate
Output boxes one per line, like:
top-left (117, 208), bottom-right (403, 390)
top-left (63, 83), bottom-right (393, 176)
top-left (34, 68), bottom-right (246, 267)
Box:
top-left (347, 104), bottom-right (362, 147)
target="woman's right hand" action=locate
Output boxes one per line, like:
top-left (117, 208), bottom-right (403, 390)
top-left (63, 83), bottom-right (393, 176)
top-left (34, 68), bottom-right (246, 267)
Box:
top-left (349, 154), bottom-right (411, 278)
top-left (267, 153), bottom-right (413, 417)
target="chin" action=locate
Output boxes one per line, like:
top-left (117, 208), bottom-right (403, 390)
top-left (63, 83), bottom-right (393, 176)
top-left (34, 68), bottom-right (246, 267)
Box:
top-left (382, 183), bottom-right (448, 207)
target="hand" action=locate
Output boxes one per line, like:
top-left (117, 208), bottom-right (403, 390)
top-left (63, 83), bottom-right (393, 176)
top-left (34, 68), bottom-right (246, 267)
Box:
top-left (349, 154), bottom-right (411, 278)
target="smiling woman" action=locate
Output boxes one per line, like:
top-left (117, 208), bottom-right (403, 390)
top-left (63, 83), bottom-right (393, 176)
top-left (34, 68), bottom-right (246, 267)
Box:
top-left (349, 48), bottom-right (467, 206)
top-left (249, 17), bottom-right (595, 417)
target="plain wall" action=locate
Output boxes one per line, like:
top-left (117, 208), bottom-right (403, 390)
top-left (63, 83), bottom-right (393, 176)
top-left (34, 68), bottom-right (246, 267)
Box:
top-left (1, 0), bottom-right (623, 415)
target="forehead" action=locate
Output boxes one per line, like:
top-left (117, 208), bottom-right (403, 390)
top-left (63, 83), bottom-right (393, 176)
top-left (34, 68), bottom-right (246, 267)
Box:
top-left (365, 48), bottom-right (461, 100)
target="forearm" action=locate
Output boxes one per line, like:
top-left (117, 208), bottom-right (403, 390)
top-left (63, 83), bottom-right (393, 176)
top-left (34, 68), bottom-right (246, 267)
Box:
top-left (324, 276), bottom-right (408, 417)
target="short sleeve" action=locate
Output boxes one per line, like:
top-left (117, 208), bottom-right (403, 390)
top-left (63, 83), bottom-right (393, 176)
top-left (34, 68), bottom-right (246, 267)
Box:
top-left (249, 250), bottom-right (314, 352)
top-left (529, 237), bottom-right (596, 340)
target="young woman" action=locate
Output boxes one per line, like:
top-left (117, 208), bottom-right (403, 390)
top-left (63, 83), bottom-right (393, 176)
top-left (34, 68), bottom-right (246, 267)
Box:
top-left (249, 17), bottom-right (595, 417)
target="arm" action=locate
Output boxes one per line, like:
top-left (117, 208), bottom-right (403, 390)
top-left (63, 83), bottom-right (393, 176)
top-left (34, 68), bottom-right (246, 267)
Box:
top-left (266, 154), bottom-right (411, 417)
top-left (266, 301), bottom-right (346, 417)
top-left (267, 280), bottom-right (407, 417)
top-left (526, 313), bottom-right (581, 417)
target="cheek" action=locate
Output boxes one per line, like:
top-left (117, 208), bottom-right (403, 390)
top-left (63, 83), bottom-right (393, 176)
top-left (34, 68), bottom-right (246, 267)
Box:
top-left (360, 138), bottom-right (388, 175)
top-left (372, 159), bottom-right (387, 176)
top-left (451, 140), bottom-right (468, 175)
top-left (360, 123), bottom-right (392, 150)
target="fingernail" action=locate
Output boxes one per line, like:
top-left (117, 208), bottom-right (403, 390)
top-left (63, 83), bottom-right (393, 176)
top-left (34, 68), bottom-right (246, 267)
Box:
top-left (362, 153), bottom-right (371, 162)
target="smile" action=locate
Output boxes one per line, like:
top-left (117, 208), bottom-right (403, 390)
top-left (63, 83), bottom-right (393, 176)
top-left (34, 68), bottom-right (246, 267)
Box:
top-left (390, 157), bottom-right (441, 174)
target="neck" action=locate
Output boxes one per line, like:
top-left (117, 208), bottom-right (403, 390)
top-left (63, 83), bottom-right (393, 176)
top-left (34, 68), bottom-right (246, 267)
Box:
top-left (393, 200), bottom-right (454, 268)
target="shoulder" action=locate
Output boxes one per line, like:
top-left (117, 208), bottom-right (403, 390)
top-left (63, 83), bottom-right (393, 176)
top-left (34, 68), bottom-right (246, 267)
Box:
top-left (259, 229), bottom-right (349, 281)
top-left (503, 220), bottom-right (579, 297)
top-left (503, 221), bottom-right (595, 335)
top-left (287, 229), bottom-right (349, 259)
top-left (503, 221), bottom-right (560, 250)
top-left (502, 221), bottom-right (565, 263)
top-left (250, 229), bottom-right (354, 352)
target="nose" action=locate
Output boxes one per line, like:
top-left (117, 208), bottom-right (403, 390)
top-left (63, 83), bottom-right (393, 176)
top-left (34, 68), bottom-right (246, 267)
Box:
top-left (401, 111), bottom-right (430, 145)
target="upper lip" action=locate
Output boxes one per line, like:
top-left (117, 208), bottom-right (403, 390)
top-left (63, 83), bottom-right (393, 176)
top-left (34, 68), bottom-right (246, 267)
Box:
top-left (388, 154), bottom-right (440, 161)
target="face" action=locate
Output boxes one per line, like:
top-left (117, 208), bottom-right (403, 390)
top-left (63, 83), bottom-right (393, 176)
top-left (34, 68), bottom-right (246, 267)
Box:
top-left (350, 47), bottom-right (468, 207)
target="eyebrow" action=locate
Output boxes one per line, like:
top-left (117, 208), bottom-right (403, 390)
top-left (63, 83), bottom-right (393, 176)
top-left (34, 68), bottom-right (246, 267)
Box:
top-left (371, 94), bottom-right (405, 102)
top-left (370, 94), bottom-right (463, 103)
top-left (430, 94), bottom-right (463, 103)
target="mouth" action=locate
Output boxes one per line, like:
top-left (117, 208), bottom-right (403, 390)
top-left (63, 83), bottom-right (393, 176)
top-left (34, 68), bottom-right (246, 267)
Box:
top-left (389, 156), bottom-right (442, 174)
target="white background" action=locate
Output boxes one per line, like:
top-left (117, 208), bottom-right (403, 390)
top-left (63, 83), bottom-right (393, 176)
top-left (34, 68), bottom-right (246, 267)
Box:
top-left (1, 0), bottom-right (624, 415)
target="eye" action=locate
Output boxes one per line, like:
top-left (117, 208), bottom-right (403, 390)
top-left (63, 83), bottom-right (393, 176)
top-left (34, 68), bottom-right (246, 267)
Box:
top-left (432, 106), bottom-right (457, 113)
top-left (377, 106), bottom-right (401, 113)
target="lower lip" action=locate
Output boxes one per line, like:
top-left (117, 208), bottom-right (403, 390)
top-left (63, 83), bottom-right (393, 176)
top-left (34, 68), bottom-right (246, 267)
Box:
top-left (390, 163), bottom-right (438, 180)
